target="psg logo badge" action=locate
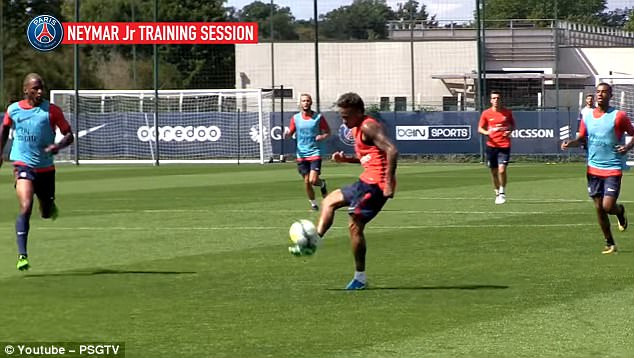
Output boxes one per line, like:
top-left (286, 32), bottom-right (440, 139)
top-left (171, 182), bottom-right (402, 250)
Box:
top-left (26, 15), bottom-right (64, 52)
top-left (338, 124), bottom-right (355, 147)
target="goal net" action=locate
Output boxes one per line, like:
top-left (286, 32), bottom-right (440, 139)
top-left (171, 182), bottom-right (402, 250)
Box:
top-left (596, 75), bottom-right (634, 166)
top-left (50, 89), bottom-right (273, 164)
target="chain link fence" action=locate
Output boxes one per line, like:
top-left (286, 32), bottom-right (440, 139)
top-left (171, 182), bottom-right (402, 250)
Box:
top-left (2, 1), bottom-right (632, 115)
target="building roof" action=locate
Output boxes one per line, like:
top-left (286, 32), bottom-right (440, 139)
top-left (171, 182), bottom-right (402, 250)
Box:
top-left (431, 73), bottom-right (590, 80)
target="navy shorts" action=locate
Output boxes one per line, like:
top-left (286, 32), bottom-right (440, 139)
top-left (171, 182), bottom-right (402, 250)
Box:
top-left (341, 180), bottom-right (388, 223)
top-left (486, 146), bottom-right (511, 168)
top-left (297, 159), bottom-right (322, 177)
top-left (14, 165), bottom-right (56, 204)
top-left (587, 174), bottom-right (621, 198)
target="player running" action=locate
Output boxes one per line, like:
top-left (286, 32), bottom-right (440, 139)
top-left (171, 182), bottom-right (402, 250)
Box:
top-left (285, 93), bottom-right (330, 210)
top-left (478, 90), bottom-right (515, 204)
top-left (562, 82), bottom-right (633, 254)
top-left (0, 73), bottom-right (74, 270)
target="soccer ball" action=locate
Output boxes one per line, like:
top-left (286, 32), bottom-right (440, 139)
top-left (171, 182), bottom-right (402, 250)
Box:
top-left (289, 219), bottom-right (320, 255)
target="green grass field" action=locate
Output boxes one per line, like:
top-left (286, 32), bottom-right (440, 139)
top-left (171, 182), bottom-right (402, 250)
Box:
top-left (1, 162), bottom-right (633, 357)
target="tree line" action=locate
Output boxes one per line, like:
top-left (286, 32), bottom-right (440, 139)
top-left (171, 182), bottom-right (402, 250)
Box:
top-left (1, 0), bottom-right (632, 105)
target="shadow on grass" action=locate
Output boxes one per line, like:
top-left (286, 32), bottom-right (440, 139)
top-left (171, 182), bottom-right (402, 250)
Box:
top-left (24, 269), bottom-right (197, 278)
top-left (327, 284), bottom-right (509, 291)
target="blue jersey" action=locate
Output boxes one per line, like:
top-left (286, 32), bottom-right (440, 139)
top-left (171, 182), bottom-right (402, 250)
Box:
top-left (581, 107), bottom-right (630, 173)
top-left (293, 112), bottom-right (325, 159)
top-left (7, 100), bottom-right (57, 168)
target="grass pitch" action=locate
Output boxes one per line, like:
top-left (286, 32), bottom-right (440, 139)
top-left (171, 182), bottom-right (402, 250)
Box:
top-left (1, 162), bottom-right (633, 357)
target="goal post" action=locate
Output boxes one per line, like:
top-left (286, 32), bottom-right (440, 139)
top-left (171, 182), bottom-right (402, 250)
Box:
top-left (49, 89), bottom-right (273, 164)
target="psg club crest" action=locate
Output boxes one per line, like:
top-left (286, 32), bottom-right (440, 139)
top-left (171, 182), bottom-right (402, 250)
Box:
top-left (338, 124), bottom-right (355, 147)
top-left (27, 15), bottom-right (64, 52)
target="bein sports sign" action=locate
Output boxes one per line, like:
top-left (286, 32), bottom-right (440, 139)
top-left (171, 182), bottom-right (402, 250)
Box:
top-left (396, 125), bottom-right (471, 141)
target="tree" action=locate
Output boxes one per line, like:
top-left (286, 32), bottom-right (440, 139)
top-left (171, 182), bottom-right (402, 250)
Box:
top-left (483, 0), bottom-right (607, 25)
top-left (295, 19), bottom-right (316, 41)
top-left (62, 0), bottom-right (235, 89)
top-left (158, 0), bottom-right (235, 89)
top-left (2, 0), bottom-right (102, 104)
top-left (393, 0), bottom-right (437, 27)
top-left (394, 0), bottom-right (438, 26)
top-left (600, 7), bottom-right (634, 31)
top-left (600, 7), bottom-right (631, 27)
top-left (625, 10), bottom-right (634, 32)
top-left (236, 1), bottom-right (298, 40)
top-left (320, 0), bottom-right (395, 40)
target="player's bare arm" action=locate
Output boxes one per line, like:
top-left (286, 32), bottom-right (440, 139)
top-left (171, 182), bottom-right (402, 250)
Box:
top-left (316, 128), bottom-right (330, 141)
top-left (0, 122), bottom-right (11, 168)
top-left (361, 121), bottom-right (398, 198)
top-left (315, 118), bottom-right (331, 142)
top-left (561, 134), bottom-right (586, 150)
top-left (46, 130), bottom-right (74, 154)
top-left (503, 116), bottom-right (515, 137)
top-left (614, 113), bottom-right (634, 154)
top-left (331, 151), bottom-right (359, 163)
top-left (478, 124), bottom-right (491, 136)
top-left (284, 118), bottom-right (295, 139)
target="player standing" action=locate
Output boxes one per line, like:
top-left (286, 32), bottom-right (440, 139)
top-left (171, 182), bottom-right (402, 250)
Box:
top-left (285, 93), bottom-right (330, 210)
top-left (562, 82), bottom-right (632, 254)
top-left (0, 73), bottom-right (74, 270)
top-left (290, 92), bottom-right (398, 290)
top-left (478, 90), bottom-right (515, 204)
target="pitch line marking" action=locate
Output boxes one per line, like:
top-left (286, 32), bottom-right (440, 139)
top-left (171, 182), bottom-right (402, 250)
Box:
top-left (34, 223), bottom-right (594, 231)
top-left (67, 209), bottom-right (564, 215)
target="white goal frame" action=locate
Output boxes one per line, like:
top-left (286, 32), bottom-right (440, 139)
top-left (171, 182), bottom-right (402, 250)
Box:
top-left (596, 75), bottom-right (634, 166)
top-left (50, 88), bottom-right (270, 164)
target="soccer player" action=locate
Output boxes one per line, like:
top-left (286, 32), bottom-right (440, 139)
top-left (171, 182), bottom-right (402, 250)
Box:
top-left (478, 90), bottom-right (515, 204)
top-left (290, 92), bottom-right (398, 290)
top-left (561, 82), bottom-right (633, 254)
top-left (577, 94), bottom-right (595, 150)
top-left (0, 73), bottom-right (74, 270)
top-left (579, 93), bottom-right (595, 120)
top-left (285, 93), bottom-right (330, 211)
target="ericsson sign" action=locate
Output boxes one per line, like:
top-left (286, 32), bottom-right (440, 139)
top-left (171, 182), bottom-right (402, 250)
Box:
top-left (510, 128), bottom-right (555, 138)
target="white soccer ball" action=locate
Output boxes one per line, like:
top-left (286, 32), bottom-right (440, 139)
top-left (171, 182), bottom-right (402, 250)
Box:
top-left (289, 219), bottom-right (319, 248)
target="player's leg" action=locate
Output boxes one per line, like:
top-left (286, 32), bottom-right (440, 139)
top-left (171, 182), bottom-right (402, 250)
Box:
top-left (35, 170), bottom-right (57, 220)
top-left (303, 174), bottom-right (317, 209)
top-left (593, 196), bottom-right (616, 253)
top-left (486, 147), bottom-right (501, 203)
top-left (308, 160), bottom-right (327, 198)
top-left (14, 166), bottom-right (36, 270)
top-left (289, 188), bottom-right (348, 256)
top-left (316, 188), bottom-right (348, 238)
top-left (588, 175), bottom-right (616, 254)
top-left (602, 175), bottom-right (627, 232)
top-left (345, 216), bottom-right (367, 290)
top-left (497, 148), bottom-right (510, 203)
top-left (343, 182), bottom-right (388, 290)
top-left (297, 161), bottom-right (317, 210)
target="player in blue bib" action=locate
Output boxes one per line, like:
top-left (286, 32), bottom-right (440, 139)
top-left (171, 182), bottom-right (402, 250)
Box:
top-left (285, 93), bottom-right (331, 211)
top-left (0, 73), bottom-right (74, 271)
top-left (562, 82), bottom-right (634, 254)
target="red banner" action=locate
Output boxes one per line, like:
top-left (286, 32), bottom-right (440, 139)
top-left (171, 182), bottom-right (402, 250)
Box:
top-left (62, 22), bottom-right (258, 44)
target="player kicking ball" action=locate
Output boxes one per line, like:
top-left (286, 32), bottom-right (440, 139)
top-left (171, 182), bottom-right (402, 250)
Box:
top-left (290, 92), bottom-right (398, 290)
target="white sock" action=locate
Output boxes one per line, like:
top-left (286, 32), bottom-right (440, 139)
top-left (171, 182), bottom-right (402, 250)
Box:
top-left (309, 199), bottom-right (317, 206)
top-left (499, 186), bottom-right (505, 195)
top-left (494, 189), bottom-right (499, 196)
top-left (354, 271), bottom-right (366, 283)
